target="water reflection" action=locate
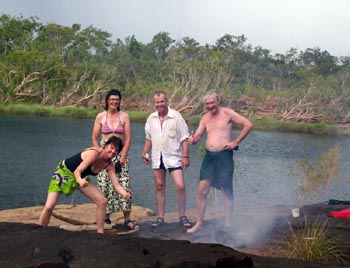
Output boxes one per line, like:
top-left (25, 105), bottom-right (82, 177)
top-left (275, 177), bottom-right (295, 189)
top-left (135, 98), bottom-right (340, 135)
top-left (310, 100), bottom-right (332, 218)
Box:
top-left (0, 114), bottom-right (349, 212)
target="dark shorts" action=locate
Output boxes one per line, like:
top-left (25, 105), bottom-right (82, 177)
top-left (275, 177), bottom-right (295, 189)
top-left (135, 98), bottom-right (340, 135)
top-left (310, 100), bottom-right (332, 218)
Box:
top-left (200, 149), bottom-right (234, 200)
top-left (159, 155), bottom-right (182, 173)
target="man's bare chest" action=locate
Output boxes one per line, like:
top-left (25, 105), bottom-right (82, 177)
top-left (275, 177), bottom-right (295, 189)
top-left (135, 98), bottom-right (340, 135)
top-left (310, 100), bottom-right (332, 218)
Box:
top-left (205, 117), bottom-right (233, 132)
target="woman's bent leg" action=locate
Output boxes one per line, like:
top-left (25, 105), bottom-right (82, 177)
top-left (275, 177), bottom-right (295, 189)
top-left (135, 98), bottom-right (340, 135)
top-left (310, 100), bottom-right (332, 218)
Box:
top-left (79, 184), bottom-right (108, 233)
top-left (39, 192), bottom-right (60, 226)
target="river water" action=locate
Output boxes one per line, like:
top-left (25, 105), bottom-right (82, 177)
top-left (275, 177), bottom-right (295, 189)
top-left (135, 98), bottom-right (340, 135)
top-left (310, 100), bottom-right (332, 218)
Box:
top-left (0, 114), bottom-right (349, 212)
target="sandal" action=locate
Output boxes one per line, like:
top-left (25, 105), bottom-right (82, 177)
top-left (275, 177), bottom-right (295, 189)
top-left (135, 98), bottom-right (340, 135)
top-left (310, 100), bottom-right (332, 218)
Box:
top-left (151, 217), bottom-right (165, 227)
top-left (124, 219), bottom-right (141, 231)
top-left (179, 216), bottom-right (192, 228)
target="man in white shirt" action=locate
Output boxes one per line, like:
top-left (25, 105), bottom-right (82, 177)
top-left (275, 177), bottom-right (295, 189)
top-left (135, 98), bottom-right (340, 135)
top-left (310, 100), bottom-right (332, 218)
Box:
top-left (142, 91), bottom-right (191, 228)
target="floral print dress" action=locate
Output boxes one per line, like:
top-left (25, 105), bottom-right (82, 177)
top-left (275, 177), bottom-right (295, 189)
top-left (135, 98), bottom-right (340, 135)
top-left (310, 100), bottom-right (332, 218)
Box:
top-left (97, 141), bottom-right (131, 214)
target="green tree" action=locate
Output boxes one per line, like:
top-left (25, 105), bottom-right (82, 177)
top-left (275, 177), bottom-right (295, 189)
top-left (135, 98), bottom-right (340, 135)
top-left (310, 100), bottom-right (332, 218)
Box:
top-left (0, 14), bottom-right (41, 56)
top-left (148, 31), bottom-right (174, 63)
top-left (299, 47), bottom-right (339, 76)
top-left (78, 26), bottom-right (112, 62)
top-left (33, 23), bottom-right (75, 58)
top-left (176, 37), bottom-right (200, 60)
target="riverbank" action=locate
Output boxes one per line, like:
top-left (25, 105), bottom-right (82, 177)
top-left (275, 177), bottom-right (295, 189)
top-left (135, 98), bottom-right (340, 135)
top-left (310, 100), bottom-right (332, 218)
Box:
top-left (1, 202), bottom-right (350, 267)
top-left (0, 203), bottom-right (265, 254)
top-left (1, 103), bottom-right (349, 135)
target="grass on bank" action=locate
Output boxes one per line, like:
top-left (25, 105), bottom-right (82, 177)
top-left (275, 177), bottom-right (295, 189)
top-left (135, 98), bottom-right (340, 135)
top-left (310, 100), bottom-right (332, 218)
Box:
top-left (271, 216), bottom-right (349, 263)
top-left (0, 103), bottom-right (349, 135)
top-left (0, 103), bottom-right (149, 122)
top-left (253, 118), bottom-right (348, 136)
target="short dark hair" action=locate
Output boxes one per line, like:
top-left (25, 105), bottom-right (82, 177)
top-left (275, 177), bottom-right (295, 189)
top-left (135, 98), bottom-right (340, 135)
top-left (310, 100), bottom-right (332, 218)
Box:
top-left (104, 136), bottom-right (123, 152)
top-left (154, 90), bottom-right (168, 101)
top-left (104, 89), bottom-right (122, 111)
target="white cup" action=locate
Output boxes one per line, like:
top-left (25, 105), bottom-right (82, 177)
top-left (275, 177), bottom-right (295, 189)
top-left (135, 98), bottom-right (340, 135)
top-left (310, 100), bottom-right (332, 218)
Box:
top-left (291, 208), bottom-right (300, 217)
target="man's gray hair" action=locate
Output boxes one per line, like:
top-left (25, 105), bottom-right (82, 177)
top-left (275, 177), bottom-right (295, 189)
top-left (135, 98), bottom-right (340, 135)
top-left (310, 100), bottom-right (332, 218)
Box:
top-left (203, 91), bottom-right (220, 102)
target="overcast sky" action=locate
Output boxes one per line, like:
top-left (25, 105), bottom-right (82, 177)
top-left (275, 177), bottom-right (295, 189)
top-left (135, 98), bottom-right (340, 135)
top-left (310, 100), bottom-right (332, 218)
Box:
top-left (1, 0), bottom-right (349, 57)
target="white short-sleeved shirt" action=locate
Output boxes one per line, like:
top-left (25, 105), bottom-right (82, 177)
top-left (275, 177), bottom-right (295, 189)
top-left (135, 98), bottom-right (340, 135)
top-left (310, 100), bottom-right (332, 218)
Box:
top-left (145, 107), bottom-right (189, 169)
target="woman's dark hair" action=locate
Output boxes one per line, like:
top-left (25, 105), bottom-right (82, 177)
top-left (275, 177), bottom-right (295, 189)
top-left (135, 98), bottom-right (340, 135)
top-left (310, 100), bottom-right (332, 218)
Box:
top-left (104, 136), bottom-right (123, 153)
top-left (104, 89), bottom-right (122, 111)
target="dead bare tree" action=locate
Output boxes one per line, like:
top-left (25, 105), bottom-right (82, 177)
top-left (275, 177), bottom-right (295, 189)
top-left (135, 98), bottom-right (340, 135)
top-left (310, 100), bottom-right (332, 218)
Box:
top-left (329, 98), bottom-right (350, 123)
top-left (59, 72), bottom-right (89, 106)
top-left (74, 75), bottom-right (112, 106)
top-left (168, 56), bottom-right (232, 114)
top-left (337, 68), bottom-right (350, 89)
top-left (5, 71), bottom-right (42, 102)
top-left (13, 71), bottom-right (41, 92)
top-left (169, 66), bottom-right (211, 114)
top-left (282, 82), bottom-right (321, 122)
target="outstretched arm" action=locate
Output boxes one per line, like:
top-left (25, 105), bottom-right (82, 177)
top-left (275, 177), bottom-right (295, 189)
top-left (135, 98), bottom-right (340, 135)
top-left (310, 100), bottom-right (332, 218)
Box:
top-left (74, 150), bottom-right (98, 188)
top-left (107, 164), bottom-right (131, 200)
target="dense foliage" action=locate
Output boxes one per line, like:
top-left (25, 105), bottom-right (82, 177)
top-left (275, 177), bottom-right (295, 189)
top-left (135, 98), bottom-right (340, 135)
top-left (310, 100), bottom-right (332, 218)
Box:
top-left (1, 14), bottom-right (349, 123)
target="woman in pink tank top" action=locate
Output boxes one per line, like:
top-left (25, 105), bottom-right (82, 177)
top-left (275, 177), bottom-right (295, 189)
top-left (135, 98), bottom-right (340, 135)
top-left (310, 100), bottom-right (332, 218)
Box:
top-left (92, 89), bottom-right (140, 231)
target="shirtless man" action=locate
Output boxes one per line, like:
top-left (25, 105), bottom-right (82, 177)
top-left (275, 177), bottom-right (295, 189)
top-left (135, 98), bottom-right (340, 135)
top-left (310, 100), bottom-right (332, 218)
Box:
top-left (187, 91), bottom-right (253, 234)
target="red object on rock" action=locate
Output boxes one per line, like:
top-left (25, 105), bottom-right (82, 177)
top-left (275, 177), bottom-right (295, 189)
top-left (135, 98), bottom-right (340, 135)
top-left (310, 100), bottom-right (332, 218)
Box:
top-left (329, 208), bottom-right (350, 219)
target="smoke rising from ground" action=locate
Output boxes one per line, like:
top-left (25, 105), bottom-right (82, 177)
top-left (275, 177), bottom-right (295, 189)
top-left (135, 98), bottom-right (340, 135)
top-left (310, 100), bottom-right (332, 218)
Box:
top-left (188, 193), bottom-right (292, 251)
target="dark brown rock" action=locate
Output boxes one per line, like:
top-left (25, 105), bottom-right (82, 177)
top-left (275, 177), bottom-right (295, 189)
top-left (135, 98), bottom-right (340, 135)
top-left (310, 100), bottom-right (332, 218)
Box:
top-left (1, 203), bottom-right (350, 267)
top-left (0, 222), bottom-right (253, 268)
top-left (1, 219), bottom-right (349, 268)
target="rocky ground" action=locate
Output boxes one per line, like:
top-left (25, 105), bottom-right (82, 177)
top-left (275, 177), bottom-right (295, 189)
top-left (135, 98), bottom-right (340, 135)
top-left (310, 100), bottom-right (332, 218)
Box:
top-left (1, 202), bottom-right (350, 267)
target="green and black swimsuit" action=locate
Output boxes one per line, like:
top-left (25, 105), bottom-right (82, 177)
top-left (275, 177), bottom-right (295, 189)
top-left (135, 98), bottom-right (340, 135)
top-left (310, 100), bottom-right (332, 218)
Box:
top-left (48, 149), bottom-right (104, 195)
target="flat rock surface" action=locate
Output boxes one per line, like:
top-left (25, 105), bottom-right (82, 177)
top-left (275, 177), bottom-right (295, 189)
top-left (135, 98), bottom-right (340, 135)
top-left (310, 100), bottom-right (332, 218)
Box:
top-left (1, 202), bottom-right (350, 267)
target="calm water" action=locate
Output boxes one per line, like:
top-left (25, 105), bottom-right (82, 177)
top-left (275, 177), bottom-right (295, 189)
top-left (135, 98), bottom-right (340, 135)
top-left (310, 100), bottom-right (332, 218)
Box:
top-left (0, 114), bottom-right (349, 212)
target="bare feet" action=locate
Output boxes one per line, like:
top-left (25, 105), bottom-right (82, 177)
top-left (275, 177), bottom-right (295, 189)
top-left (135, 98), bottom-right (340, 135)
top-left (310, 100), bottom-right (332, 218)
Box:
top-left (186, 222), bottom-right (202, 234)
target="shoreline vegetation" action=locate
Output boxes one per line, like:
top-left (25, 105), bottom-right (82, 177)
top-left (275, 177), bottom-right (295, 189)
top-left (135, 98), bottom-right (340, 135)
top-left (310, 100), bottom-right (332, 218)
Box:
top-left (1, 14), bottom-right (350, 140)
top-left (1, 103), bottom-right (349, 136)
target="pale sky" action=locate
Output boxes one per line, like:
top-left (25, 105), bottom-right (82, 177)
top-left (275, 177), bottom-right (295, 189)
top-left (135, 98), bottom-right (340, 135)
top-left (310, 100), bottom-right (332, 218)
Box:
top-left (1, 0), bottom-right (349, 57)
